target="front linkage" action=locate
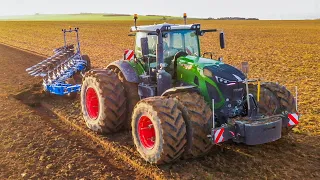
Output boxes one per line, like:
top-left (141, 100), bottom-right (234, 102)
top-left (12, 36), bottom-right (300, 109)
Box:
top-left (210, 112), bottom-right (299, 145)
top-left (26, 27), bottom-right (90, 96)
top-left (209, 81), bottom-right (300, 145)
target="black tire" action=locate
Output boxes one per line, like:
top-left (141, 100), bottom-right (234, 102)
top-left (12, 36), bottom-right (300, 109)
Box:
top-left (65, 77), bottom-right (77, 99)
top-left (169, 92), bottom-right (213, 158)
top-left (109, 67), bottom-right (140, 130)
top-left (81, 69), bottom-right (127, 134)
top-left (131, 97), bottom-right (187, 164)
top-left (249, 82), bottom-right (296, 135)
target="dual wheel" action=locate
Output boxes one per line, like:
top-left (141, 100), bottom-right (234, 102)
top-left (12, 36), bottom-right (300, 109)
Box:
top-left (81, 69), bottom-right (213, 164)
top-left (131, 92), bottom-right (213, 164)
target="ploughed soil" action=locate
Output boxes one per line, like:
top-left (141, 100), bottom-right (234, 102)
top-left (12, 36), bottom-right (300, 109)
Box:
top-left (0, 43), bottom-right (319, 179)
top-left (0, 44), bottom-right (146, 179)
top-left (43, 97), bottom-right (320, 180)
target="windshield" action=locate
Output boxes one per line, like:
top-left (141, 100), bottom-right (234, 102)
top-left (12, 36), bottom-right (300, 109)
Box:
top-left (135, 30), bottom-right (199, 58)
top-left (164, 30), bottom-right (200, 57)
top-left (135, 30), bottom-right (200, 69)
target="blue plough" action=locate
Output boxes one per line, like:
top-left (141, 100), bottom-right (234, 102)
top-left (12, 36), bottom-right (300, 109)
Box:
top-left (25, 28), bottom-right (90, 96)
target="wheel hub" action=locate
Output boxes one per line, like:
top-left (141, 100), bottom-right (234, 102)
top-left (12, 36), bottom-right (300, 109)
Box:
top-left (85, 87), bottom-right (99, 119)
top-left (138, 115), bottom-right (155, 149)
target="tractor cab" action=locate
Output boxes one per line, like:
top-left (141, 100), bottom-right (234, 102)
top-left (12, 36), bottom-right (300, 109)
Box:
top-left (130, 22), bottom-right (225, 86)
top-left (133, 24), bottom-right (200, 67)
top-left (131, 22), bottom-right (224, 71)
top-left (128, 21), bottom-right (227, 99)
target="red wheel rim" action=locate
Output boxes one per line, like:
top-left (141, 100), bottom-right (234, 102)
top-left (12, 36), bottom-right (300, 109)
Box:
top-left (85, 87), bottom-right (99, 119)
top-left (138, 115), bottom-right (156, 149)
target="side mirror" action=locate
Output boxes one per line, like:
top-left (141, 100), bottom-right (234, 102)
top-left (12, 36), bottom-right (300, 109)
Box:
top-left (219, 32), bottom-right (225, 49)
top-left (197, 30), bottom-right (205, 36)
top-left (140, 37), bottom-right (149, 57)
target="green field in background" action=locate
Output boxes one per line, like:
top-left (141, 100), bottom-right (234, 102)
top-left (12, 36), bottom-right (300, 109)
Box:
top-left (0, 14), bottom-right (186, 21)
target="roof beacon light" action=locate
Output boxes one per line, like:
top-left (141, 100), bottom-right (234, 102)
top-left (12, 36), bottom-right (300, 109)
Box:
top-left (183, 13), bottom-right (187, 25)
top-left (134, 14), bottom-right (138, 29)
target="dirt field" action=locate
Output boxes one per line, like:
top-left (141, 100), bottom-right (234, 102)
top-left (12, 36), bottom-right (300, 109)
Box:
top-left (0, 20), bottom-right (319, 134)
top-left (0, 44), bottom-right (146, 179)
top-left (0, 20), bottom-right (319, 179)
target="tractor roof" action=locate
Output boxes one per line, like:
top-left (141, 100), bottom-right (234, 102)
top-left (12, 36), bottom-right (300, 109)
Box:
top-left (130, 23), bottom-right (200, 32)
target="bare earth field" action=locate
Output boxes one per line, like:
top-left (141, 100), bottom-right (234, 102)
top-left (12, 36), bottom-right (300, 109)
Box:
top-left (0, 44), bottom-right (145, 179)
top-left (0, 20), bottom-right (319, 179)
top-left (0, 20), bottom-right (318, 134)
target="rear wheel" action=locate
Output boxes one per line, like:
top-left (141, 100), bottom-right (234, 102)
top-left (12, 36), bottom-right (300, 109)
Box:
top-left (249, 82), bottom-right (296, 135)
top-left (132, 97), bottom-right (187, 164)
top-left (109, 67), bottom-right (140, 130)
top-left (169, 92), bottom-right (213, 158)
top-left (81, 69), bottom-right (127, 134)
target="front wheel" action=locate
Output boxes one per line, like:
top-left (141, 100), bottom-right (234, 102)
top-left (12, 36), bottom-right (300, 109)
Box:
top-left (249, 82), bottom-right (297, 135)
top-left (131, 97), bottom-right (187, 164)
top-left (109, 68), bottom-right (139, 130)
top-left (168, 92), bottom-right (213, 159)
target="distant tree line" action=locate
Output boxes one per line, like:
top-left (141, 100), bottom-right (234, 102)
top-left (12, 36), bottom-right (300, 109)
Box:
top-left (206, 17), bottom-right (259, 20)
top-left (146, 15), bottom-right (172, 17)
top-left (102, 14), bottom-right (130, 16)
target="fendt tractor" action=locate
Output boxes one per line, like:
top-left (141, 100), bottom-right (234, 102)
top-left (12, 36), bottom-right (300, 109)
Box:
top-left (81, 14), bottom-right (300, 164)
top-left (27, 14), bottom-right (300, 164)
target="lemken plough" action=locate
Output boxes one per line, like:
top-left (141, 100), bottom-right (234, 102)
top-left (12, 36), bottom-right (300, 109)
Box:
top-left (26, 27), bottom-right (90, 97)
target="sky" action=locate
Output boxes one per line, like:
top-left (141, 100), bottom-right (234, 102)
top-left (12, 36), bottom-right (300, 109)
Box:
top-left (0, 0), bottom-right (319, 20)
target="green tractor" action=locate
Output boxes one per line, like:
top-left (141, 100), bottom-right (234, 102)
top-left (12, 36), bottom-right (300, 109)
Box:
top-left (80, 14), bottom-right (299, 164)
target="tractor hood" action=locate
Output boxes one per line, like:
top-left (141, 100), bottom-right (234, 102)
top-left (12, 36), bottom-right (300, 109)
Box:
top-left (179, 55), bottom-right (222, 68)
top-left (203, 64), bottom-right (246, 82)
top-left (178, 56), bottom-right (246, 82)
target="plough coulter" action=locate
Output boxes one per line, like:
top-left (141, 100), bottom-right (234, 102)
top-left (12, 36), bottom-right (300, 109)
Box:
top-left (26, 27), bottom-right (90, 97)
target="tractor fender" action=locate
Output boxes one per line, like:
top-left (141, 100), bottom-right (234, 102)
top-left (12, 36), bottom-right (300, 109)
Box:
top-left (106, 60), bottom-right (139, 83)
top-left (161, 85), bottom-right (199, 97)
